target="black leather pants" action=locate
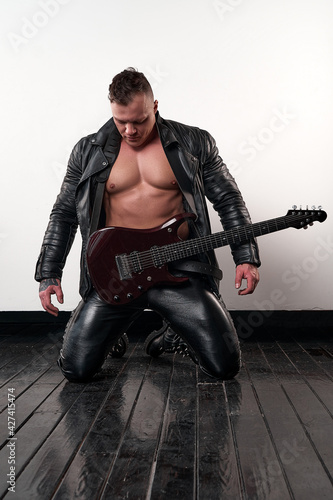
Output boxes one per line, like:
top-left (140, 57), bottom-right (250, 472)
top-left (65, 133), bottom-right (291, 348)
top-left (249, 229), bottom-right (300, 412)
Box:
top-left (58, 273), bottom-right (241, 382)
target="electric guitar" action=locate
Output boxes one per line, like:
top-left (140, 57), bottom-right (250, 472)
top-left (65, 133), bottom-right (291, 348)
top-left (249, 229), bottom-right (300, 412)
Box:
top-left (86, 207), bottom-right (327, 305)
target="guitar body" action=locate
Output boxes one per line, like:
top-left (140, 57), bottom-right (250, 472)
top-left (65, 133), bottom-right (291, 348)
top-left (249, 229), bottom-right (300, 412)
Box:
top-left (87, 214), bottom-right (196, 305)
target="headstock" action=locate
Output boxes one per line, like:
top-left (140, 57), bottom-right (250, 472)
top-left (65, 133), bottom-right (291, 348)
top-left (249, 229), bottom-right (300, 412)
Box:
top-left (286, 205), bottom-right (327, 229)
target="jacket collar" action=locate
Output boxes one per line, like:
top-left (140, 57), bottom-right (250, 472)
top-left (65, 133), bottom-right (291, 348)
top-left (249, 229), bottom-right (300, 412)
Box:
top-left (91, 112), bottom-right (178, 148)
top-left (155, 112), bottom-right (179, 147)
top-left (91, 117), bottom-right (121, 146)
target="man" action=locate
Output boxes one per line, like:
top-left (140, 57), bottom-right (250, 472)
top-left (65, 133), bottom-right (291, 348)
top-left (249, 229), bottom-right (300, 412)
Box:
top-left (35, 68), bottom-right (260, 382)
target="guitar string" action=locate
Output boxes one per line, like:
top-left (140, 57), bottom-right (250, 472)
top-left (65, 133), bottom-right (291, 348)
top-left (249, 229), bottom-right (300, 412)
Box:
top-left (126, 214), bottom-right (318, 272)
top-left (127, 214), bottom-right (316, 271)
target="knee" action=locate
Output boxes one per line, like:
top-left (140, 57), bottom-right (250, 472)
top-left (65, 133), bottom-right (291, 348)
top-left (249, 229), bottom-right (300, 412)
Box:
top-left (57, 356), bottom-right (97, 383)
top-left (199, 355), bottom-right (241, 381)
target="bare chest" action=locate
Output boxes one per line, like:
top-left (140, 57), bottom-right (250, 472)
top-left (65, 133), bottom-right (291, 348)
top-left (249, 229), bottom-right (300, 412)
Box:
top-left (105, 139), bottom-right (179, 194)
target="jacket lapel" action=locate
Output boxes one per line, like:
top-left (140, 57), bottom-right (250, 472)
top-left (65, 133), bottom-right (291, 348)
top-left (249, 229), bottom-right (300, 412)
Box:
top-left (156, 114), bottom-right (198, 217)
top-left (78, 118), bottom-right (121, 187)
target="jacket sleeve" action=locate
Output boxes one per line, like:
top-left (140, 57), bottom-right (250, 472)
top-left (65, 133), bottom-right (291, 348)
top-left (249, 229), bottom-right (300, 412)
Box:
top-left (202, 131), bottom-right (261, 267)
top-left (34, 141), bottom-right (83, 282)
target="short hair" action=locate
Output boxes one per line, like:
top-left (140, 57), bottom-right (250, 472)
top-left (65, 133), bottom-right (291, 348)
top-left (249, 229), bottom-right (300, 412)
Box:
top-left (108, 67), bottom-right (153, 105)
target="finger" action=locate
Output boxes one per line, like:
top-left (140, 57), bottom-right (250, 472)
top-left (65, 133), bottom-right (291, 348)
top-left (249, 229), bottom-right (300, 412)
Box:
top-left (40, 297), bottom-right (59, 316)
top-left (238, 282), bottom-right (252, 295)
top-left (39, 290), bottom-right (60, 316)
top-left (238, 276), bottom-right (258, 295)
top-left (55, 286), bottom-right (64, 304)
top-left (238, 284), bottom-right (255, 295)
top-left (45, 304), bottom-right (59, 317)
top-left (235, 269), bottom-right (244, 290)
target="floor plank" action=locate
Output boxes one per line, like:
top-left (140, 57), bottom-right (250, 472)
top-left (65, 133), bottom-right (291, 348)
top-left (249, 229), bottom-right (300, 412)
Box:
top-left (197, 379), bottom-right (242, 499)
top-left (149, 356), bottom-right (197, 499)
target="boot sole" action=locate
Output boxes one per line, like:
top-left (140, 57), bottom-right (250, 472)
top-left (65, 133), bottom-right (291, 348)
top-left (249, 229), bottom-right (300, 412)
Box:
top-left (109, 333), bottom-right (129, 358)
top-left (144, 322), bottom-right (169, 358)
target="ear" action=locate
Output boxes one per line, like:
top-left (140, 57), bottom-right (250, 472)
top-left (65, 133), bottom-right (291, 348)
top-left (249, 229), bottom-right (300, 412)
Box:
top-left (154, 100), bottom-right (158, 113)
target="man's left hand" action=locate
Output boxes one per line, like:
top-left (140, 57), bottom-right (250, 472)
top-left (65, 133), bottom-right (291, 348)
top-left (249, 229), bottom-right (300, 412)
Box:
top-left (235, 263), bottom-right (259, 295)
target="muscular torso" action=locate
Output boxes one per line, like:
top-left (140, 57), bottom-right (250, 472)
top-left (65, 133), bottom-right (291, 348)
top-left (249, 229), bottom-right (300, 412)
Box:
top-left (103, 130), bottom-right (189, 239)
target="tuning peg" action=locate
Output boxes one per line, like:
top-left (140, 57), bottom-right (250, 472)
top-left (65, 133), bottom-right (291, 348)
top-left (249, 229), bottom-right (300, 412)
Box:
top-left (318, 205), bottom-right (322, 210)
top-left (311, 205), bottom-right (316, 210)
top-left (292, 205), bottom-right (297, 210)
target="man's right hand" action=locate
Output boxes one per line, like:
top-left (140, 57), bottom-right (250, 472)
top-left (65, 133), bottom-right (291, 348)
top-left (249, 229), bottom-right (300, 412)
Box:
top-left (39, 278), bottom-right (64, 317)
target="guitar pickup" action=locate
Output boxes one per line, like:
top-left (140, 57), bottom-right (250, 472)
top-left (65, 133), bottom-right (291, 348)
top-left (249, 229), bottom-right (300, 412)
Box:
top-left (151, 246), bottom-right (165, 268)
top-left (115, 254), bottom-right (133, 281)
top-left (129, 251), bottom-right (143, 273)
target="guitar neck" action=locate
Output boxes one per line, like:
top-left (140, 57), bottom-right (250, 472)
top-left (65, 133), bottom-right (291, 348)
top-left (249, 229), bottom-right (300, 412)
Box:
top-left (163, 214), bottom-right (299, 263)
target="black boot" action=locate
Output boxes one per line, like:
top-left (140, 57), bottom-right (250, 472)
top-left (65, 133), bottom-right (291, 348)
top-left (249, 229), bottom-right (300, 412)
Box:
top-left (108, 333), bottom-right (129, 358)
top-left (145, 323), bottom-right (198, 363)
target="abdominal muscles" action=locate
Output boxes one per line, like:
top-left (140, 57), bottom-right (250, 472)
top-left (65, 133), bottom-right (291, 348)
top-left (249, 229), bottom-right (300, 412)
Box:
top-left (103, 179), bottom-right (189, 239)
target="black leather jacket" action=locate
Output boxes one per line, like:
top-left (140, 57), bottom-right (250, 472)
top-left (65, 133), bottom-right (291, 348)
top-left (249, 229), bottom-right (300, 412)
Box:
top-left (35, 112), bottom-right (260, 299)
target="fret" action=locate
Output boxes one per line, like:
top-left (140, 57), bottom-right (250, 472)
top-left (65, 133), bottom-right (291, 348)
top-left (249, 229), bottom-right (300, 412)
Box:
top-left (246, 226), bottom-right (254, 239)
top-left (259, 223), bottom-right (269, 235)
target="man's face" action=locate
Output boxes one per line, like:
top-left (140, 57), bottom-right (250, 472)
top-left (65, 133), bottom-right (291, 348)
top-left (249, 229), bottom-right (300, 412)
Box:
top-left (111, 93), bottom-right (158, 148)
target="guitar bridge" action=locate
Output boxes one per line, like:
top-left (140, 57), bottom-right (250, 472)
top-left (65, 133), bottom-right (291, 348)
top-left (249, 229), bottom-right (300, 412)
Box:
top-left (115, 254), bottom-right (132, 281)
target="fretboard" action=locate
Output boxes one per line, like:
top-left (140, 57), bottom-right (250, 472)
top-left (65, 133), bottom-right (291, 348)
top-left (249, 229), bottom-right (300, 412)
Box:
top-left (155, 214), bottom-right (299, 263)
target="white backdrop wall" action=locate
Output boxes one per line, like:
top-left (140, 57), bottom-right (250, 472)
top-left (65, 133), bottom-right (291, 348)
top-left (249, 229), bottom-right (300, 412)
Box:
top-left (1, 0), bottom-right (332, 312)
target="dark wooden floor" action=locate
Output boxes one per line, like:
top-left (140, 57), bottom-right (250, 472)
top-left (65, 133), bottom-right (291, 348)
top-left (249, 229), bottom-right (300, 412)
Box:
top-left (0, 313), bottom-right (332, 499)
